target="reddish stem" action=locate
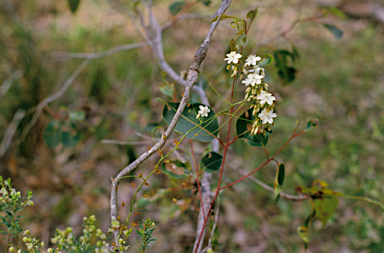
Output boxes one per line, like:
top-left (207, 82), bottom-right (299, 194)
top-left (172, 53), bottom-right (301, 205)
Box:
top-left (194, 127), bottom-right (304, 252)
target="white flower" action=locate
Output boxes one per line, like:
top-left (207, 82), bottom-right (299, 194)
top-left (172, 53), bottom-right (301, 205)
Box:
top-left (241, 73), bottom-right (264, 87)
top-left (0, 187), bottom-right (7, 195)
top-left (196, 105), bottom-right (210, 119)
top-left (224, 51), bottom-right (242, 64)
top-left (255, 67), bottom-right (265, 75)
top-left (9, 246), bottom-right (14, 252)
top-left (256, 90), bottom-right (276, 105)
top-left (258, 109), bottom-right (277, 124)
top-left (244, 54), bottom-right (261, 66)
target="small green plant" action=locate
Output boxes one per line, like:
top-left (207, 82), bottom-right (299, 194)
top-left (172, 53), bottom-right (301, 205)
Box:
top-left (1, 177), bottom-right (157, 252)
top-left (135, 218), bottom-right (156, 253)
top-left (0, 176), bottom-right (33, 253)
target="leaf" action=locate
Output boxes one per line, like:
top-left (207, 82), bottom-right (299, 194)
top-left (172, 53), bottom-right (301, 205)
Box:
top-left (162, 102), bottom-right (219, 142)
top-left (273, 164), bottom-right (285, 203)
top-left (277, 67), bottom-right (296, 84)
top-left (297, 226), bottom-right (309, 244)
top-left (274, 50), bottom-right (297, 85)
top-left (68, 0), bottom-right (81, 14)
top-left (211, 14), bottom-right (241, 24)
top-left (200, 0), bottom-right (211, 6)
top-left (327, 6), bottom-right (346, 18)
top-left (277, 164), bottom-right (285, 186)
top-left (246, 8), bottom-right (258, 21)
top-left (136, 189), bottom-right (170, 208)
top-left (234, 34), bottom-right (247, 49)
top-left (305, 119), bottom-right (319, 131)
top-left (323, 24), bottom-right (343, 39)
top-left (236, 109), bottom-right (270, 146)
top-left (61, 122), bottom-right (81, 147)
top-left (274, 185), bottom-right (281, 203)
top-left (312, 179), bottom-right (328, 188)
top-left (258, 54), bottom-right (273, 67)
top-left (169, 1), bottom-right (185, 16)
top-left (44, 120), bottom-right (62, 148)
top-left (161, 160), bottom-right (189, 179)
top-left (201, 152), bottom-right (223, 173)
top-left (159, 83), bottom-right (175, 97)
top-left (295, 185), bottom-right (316, 195)
top-left (314, 195), bottom-right (338, 225)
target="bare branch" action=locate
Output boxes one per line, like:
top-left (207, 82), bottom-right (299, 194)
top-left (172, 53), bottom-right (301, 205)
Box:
top-left (110, 0), bottom-right (232, 249)
top-left (228, 162), bottom-right (307, 200)
top-left (53, 42), bottom-right (147, 59)
top-left (0, 109), bottom-right (25, 156)
top-left (17, 59), bottom-right (90, 144)
top-left (101, 139), bottom-right (156, 145)
top-left (0, 70), bottom-right (23, 102)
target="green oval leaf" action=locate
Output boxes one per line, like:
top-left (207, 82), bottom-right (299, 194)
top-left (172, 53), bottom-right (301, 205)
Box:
top-left (234, 34), bottom-right (247, 49)
top-left (246, 8), bottom-right (258, 21)
top-left (211, 14), bottom-right (240, 24)
top-left (258, 54), bottom-right (274, 67)
top-left (44, 121), bottom-right (62, 148)
top-left (305, 119), bottom-right (319, 130)
top-left (68, 0), bottom-right (81, 14)
top-left (236, 109), bottom-right (270, 146)
top-left (201, 152), bottom-right (223, 173)
top-left (159, 83), bottom-right (175, 97)
top-left (297, 226), bottom-right (309, 249)
top-left (162, 102), bottom-right (219, 142)
top-left (326, 6), bottom-right (346, 18)
top-left (323, 23), bottom-right (343, 39)
top-left (200, 0), bottom-right (211, 6)
top-left (277, 164), bottom-right (285, 186)
top-left (61, 122), bottom-right (81, 147)
top-left (274, 164), bottom-right (285, 203)
top-left (314, 195), bottom-right (338, 225)
top-left (169, 1), bottom-right (185, 16)
top-left (274, 50), bottom-right (297, 85)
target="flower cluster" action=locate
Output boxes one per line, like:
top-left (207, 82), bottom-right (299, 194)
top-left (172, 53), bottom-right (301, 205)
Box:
top-left (109, 217), bottom-right (131, 252)
top-left (22, 230), bottom-right (49, 253)
top-left (0, 178), bottom-right (34, 208)
top-left (50, 215), bottom-right (111, 253)
top-left (224, 51), bottom-right (277, 134)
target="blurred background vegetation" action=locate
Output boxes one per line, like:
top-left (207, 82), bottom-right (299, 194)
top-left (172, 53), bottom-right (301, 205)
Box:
top-left (1, 0), bottom-right (384, 252)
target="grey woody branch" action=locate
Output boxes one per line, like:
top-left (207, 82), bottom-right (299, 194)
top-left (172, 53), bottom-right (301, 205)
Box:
top-left (110, 0), bottom-right (232, 249)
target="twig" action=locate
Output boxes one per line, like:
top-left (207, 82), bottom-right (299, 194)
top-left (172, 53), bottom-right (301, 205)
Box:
top-left (200, 193), bottom-right (220, 253)
top-left (0, 70), bottom-right (23, 102)
top-left (227, 162), bottom-right (307, 200)
top-left (256, 0), bottom-right (303, 49)
top-left (101, 139), bottom-right (155, 145)
top-left (52, 42), bottom-right (148, 59)
top-left (110, 1), bottom-right (232, 249)
top-left (17, 59), bottom-right (90, 144)
top-left (0, 110), bottom-right (25, 156)
top-left (138, 1), bottom-right (210, 105)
